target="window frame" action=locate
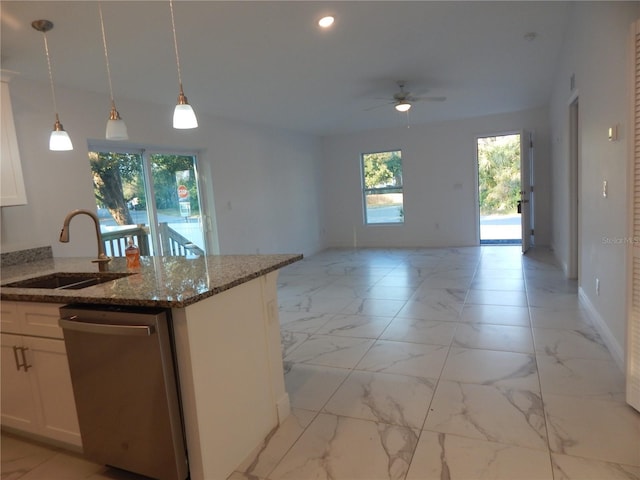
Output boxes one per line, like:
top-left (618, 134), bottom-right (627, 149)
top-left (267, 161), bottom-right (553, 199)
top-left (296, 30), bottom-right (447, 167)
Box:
top-left (360, 149), bottom-right (405, 225)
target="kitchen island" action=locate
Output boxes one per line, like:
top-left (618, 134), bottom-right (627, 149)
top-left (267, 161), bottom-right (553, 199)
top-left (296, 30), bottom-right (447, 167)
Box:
top-left (1, 253), bottom-right (302, 480)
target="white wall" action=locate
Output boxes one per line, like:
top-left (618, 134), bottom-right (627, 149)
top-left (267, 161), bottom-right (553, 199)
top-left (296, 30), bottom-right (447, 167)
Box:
top-left (322, 108), bottom-right (551, 248)
top-left (549, 1), bottom-right (640, 363)
top-left (0, 78), bottom-right (325, 258)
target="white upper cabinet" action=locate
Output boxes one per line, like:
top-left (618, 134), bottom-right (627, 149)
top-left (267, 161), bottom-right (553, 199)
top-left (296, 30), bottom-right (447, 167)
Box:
top-left (1, 79), bottom-right (27, 206)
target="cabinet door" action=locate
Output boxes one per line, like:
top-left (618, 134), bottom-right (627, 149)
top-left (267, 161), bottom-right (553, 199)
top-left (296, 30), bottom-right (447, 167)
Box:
top-left (0, 334), bottom-right (38, 433)
top-left (25, 336), bottom-right (81, 446)
top-left (0, 80), bottom-right (27, 206)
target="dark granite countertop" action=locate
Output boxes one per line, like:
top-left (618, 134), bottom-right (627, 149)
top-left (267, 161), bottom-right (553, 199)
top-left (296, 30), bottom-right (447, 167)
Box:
top-left (0, 254), bottom-right (302, 308)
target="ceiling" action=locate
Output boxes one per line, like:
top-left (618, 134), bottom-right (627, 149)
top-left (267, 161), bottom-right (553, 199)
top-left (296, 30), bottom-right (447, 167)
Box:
top-left (0, 1), bottom-right (572, 136)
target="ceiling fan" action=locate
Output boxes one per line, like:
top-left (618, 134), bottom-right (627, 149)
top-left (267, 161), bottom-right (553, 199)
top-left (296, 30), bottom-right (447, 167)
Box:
top-left (376, 81), bottom-right (446, 112)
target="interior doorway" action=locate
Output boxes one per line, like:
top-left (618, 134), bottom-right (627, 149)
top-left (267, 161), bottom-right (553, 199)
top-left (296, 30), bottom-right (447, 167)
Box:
top-left (477, 133), bottom-right (522, 245)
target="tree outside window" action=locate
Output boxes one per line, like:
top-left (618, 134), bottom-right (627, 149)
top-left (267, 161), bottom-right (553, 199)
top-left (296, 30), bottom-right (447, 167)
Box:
top-left (361, 150), bottom-right (404, 224)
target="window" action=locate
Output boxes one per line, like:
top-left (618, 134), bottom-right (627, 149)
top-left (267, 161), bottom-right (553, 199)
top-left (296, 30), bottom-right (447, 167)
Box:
top-left (88, 146), bottom-right (212, 257)
top-left (361, 150), bottom-right (404, 224)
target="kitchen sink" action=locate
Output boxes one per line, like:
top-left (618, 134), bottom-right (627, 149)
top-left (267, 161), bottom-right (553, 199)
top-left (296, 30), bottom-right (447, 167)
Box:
top-left (2, 272), bottom-right (133, 290)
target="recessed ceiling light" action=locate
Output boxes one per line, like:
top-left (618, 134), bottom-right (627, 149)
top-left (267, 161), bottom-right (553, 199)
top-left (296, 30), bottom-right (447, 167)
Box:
top-left (318, 16), bottom-right (335, 28)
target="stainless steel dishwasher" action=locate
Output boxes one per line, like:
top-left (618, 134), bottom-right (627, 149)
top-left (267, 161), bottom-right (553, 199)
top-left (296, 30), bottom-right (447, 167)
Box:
top-left (59, 304), bottom-right (188, 480)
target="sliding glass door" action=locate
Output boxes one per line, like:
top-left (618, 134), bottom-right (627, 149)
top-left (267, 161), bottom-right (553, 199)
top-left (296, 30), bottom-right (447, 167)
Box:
top-left (88, 146), bottom-right (214, 257)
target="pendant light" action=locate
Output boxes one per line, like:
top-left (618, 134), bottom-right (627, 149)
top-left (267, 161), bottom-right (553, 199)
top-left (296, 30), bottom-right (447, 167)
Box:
top-left (32, 19), bottom-right (73, 151)
top-left (169, 0), bottom-right (198, 129)
top-left (99, 3), bottom-right (128, 140)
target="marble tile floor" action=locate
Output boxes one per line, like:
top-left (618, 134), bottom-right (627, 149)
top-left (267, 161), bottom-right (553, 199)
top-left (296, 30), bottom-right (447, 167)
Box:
top-left (3, 246), bottom-right (639, 480)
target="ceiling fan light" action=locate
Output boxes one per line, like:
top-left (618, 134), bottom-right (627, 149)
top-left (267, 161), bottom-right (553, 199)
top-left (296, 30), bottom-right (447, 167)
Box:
top-left (318, 16), bottom-right (334, 28)
top-left (395, 102), bottom-right (411, 113)
top-left (49, 116), bottom-right (73, 151)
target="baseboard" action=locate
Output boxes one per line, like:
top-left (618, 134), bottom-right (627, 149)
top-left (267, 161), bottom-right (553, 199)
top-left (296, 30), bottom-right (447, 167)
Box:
top-left (0, 426), bottom-right (83, 454)
top-left (578, 287), bottom-right (625, 371)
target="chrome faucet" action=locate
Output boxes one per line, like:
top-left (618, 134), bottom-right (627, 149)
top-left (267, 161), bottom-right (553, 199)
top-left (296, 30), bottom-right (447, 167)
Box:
top-left (59, 209), bottom-right (111, 271)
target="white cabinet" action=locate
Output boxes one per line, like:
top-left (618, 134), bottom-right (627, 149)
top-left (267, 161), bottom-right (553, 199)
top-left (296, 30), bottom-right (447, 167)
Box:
top-left (0, 302), bottom-right (81, 447)
top-left (1, 334), bottom-right (38, 432)
top-left (1, 301), bottom-right (67, 339)
top-left (1, 79), bottom-right (27, 206)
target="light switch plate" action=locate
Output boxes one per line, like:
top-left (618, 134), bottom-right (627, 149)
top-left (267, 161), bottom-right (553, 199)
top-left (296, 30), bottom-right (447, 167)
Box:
top-left (602, 180), bottom-right (608, 198)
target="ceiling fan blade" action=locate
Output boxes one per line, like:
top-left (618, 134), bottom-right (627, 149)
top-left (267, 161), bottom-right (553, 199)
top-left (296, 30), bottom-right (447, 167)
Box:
top-left (364, 102), bottom-right (392, 112)
top-left (412, 96), bottom-right (447, 102)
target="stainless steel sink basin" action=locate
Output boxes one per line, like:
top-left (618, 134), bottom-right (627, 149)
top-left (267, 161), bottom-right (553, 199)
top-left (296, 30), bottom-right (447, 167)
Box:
top-left (2, 272), bottom-right (133, 290)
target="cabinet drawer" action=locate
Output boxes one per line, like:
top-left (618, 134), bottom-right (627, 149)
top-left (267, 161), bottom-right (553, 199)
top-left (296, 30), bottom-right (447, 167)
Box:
top-left (18, 303), bottom-right (65, 339)
top-left (0, 301), bottom-right (21, 334)
top-left (0, 302), bottom-right (65, 338)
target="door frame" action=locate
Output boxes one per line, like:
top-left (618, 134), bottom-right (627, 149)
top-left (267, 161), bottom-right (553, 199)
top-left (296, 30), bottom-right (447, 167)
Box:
top-left (520, 129), bottom-right (533, 253)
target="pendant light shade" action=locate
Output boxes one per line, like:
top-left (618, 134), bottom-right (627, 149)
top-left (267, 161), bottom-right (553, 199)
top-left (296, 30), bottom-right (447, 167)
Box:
top-left (169, 0), bottom-right (197, 130)
top-left (173, 87), bottom-right (198, 129)
top-left (32, 19), bottom-right (73, 151)
top-left (50, 114), bottom-right (73, 151)
top-left (99, 4), bottom-right (128, 140)
top-left (106, 102), bottom-right (129, 140)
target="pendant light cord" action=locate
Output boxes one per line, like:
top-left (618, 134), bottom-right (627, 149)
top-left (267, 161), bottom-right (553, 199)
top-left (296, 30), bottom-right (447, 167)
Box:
top-left (169, 0), bottom-right (184, 92)
top-left (40, 31), bottom-right (59, 116)
top-left (98, 2), bottom-right (115, 105)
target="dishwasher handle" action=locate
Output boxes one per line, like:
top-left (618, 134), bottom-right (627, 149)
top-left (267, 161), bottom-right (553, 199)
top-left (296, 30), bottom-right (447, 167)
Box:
top-left (59, 317), bottom-right (156, 336)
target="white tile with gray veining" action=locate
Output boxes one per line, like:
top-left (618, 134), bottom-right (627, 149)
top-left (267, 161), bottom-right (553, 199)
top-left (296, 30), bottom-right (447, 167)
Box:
top-left (323, 370), bottom-right (436, 428)
top-left (537, 354), bottom-right (626, 400)
top-left (396, 299), bottom-right (463, 322)
top-left (284, 363), bottom-right (351, 411)
top-left (406, 430), bottom-right (553, 479)
top-left (551, 453), bottom-right (640, 480)
top-left (268, 413), bottom-right (418, 480)
top-left (283, 334), bottom-right (375, 368)
top-left (529, 305), bottom-right (593, 330)
top-left (424, 380), bottom-right (548, 450)
top-left (315, 313), bottom-right (393, 338)
top-left (460, 304), bottom-right (531, 326)
top-left (544, 394), bottom-right (640, 466)
top-left (233, 408), bottom-right (317, 479)
top-left (380, 317), bottom-right (458, 346)
top-left (533, 326), bottom-right (611, 360)
top-left (4, 246), bottom-right (638, 480)
top-left (355, 340), bottom-right (449, 379)
top-left (453, 322), bottom-right (534, 353)
top-left (440, 347), bottom-right (540, 391)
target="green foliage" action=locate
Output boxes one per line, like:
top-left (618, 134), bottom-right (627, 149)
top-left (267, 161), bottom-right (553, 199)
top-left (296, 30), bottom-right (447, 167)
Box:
top-left (478, 135), bottom-right (521, 215)
top-left (89, 151), bottom-right (200, 226)
top-left (363, 151), bottom-right (402, 189)
top-left (89, 151), bottom-right (140, 225)
top-left (149, 154), bottom-right (199, 214)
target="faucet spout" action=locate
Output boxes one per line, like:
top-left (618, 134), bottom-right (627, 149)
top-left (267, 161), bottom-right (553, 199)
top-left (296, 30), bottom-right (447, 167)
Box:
top-left (59, 209), bottom-right (111, 271)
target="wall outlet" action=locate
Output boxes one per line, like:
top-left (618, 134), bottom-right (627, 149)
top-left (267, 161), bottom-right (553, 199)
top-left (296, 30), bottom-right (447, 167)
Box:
top-left (596, 278), bottom-right (600, 296)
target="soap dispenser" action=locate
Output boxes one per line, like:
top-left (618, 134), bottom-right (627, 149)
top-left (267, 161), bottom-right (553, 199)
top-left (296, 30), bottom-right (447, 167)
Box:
top-left (125, 237), bottom-right (141, 269)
